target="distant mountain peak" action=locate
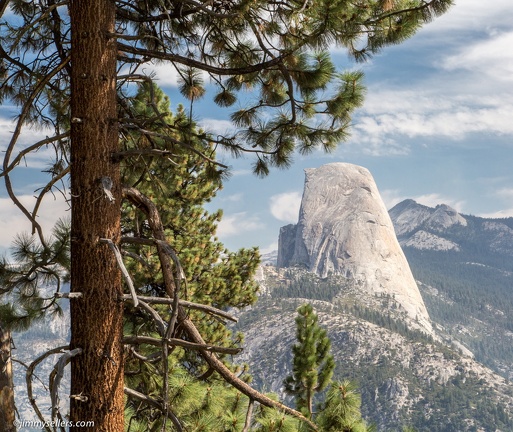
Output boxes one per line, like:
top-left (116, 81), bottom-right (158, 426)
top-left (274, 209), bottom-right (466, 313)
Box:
top-left (389, 199), bottom-right (467, 237)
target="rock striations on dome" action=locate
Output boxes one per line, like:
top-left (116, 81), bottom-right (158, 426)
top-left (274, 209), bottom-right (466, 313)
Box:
top-left (277, 162), bottom-right (433, 334)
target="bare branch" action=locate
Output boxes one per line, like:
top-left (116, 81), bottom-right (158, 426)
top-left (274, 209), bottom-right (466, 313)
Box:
top-left (31, 167), bottom-right (70, 234)
top-left (121, 186), bottom-right (317, 430)
top-left (0, 133), bottom-right (70, 178)
top-left (134, 299), bottom-right (167, 337)
top-left (2, 56), bottom-right (71, 247)
top-left (124, 387), bottom-right (183, 432)
top-left (54, 292), bottom-right (83, 299)
top-left (50, 348), bottom-right (82, 423)
top-left (120, 293), bottom-right (238, 323)
top-left (242, 398), bottom-right (255, 432)
top-left (26, 345), bottom-right (70, 432)
top-left (123, 335), bottom-right (242, 355)
top-left (99, 238), bottom-right (138, 307)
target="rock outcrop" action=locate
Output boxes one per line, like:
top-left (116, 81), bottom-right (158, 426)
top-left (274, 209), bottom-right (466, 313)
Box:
top-left (277, 163), bottom-right (432, 334)
top-left (389, 199), bottom-right (467, 238)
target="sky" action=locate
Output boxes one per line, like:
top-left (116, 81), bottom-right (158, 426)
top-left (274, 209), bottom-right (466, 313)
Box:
top-left (1, 0), bottom-right (513, 256)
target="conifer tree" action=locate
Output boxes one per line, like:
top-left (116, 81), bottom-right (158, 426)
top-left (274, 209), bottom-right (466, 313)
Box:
top-left (283, 304), bottom-right (373, 432)
top-left (121, 82), bottom-right (262, 429)
top-left (0, 0), bottom-right (453, 429)
top-left (284, 303), bottom-right (335, 419)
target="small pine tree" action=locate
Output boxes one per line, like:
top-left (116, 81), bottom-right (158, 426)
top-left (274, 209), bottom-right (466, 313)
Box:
top-left (284, 303), bottom-right (335, 419)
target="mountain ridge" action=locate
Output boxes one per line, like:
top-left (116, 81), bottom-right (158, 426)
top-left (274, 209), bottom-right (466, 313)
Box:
top-left (239, 167), bottom-right (513, 430)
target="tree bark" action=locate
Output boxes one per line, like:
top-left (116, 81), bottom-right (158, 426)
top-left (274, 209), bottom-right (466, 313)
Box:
top-left (69, 1), bottom-right (123, 431)
top-left (0, 326), bottom-right (15, 432)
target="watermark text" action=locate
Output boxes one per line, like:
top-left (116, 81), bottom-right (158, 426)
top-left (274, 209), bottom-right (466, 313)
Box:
top-left (14, 419), bottom-right (94, 429)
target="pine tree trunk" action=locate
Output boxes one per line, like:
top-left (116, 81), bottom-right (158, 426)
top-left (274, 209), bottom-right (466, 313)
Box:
top-left (0, 326), bottom-right (15, 432)
top-left (69, 1), bottom-right (123, 430)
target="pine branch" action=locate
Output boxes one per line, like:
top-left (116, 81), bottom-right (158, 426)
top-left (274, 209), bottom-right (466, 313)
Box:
top-left (124, 387), bottom-right (183, 432)
top-left (117, 41), bottom-right (292, 76)
top-left (122, 186), bottom-right (317, 430)
top-left (120, 293), bottom-right (238, 323)
top-left (123, 335), bottom-right (242, 355)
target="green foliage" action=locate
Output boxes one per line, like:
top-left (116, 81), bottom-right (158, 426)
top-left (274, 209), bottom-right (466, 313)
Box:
top-left (316, 381), bottom-right (373, 432)
top-left (120, 83), bottom-right (263, 428)
top-left (284, 303), bottom-right (335, 419)
top-left (0, 218), bottom-right (70, 331)
top-left (282, 303), bottom-right (373, 431)
top-left (1, 0), bottom-right (453, 175)
top-left (121, 83), bottom-right (260, 362)
top-left (125, 358), bottom-right (252, 431)
top-left (253, 400), bottom-right (301, 432)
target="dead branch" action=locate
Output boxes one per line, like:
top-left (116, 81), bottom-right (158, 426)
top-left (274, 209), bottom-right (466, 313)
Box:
top-left (49, 348), bottom-right (82, 423)
top-left (31, 167), bottom-right (70, 234)
top-left (54, 292), bottom-right (83, 299)
top-left (26, 345), bottom-right (69, 432)
top-left (2, 56), bottom-right (70, 247)
top-left (134, 299), bottom-right (167, 336)
top-left (124, 387), bottom-right (183, 432)
top-left (99, 238), bottom-right (139, 307)
top-left (123, 335), bottom-right (242, 355)
top-left (120, 293), bottom-right (238, 323)
top-left (121, 250), bottom-right (150, 268)
top-left (0, 133), bottom-right (70, 178)
top-left (242, 398), bottom-right (255, 432)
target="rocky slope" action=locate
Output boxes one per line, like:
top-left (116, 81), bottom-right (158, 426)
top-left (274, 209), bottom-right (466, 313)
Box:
top-left (389, 199), bottom-right (513, 380)
top-left (234, 266), bottom-right (513, 431)
top-left (277, 163), bottom-right (433, 335)
top-left (238, 165), bottom-right (513, 431)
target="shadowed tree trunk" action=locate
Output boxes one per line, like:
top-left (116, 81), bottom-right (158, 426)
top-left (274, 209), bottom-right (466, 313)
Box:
top-left (69, 1), bottom-right (123, 430)
top-left (0, 325), bottom-right (15, 432)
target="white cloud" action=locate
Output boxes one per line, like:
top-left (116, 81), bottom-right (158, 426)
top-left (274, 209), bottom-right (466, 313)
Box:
top-left (380, 189), bottom-right (409, 210)
top-left (260, 241), bottom-right (278, 255)
top-left (478, 208), bottom-right (513, 219)
top-left (269, 191), bottom-right (302, 223)
top-left (422, 0), bottom-right (512, 34)
top-left (413, 193), bottom-right (465, 212)
top-left (342, 3), bottom-right (513, 157)
top-left (199, 118), bottom-right (234, 135)
top-left (441, 31), bottom-right (513, 83)
top-left (495, 188), bottom-right (513, 200)
top-left (150, 61), bottom-right (211, 88)
top-left (215, 212), bottom-right (264, 237)
top-left (220, 193), bottom-right (244, 202)
top-left (0, 194), bottom-right (69, 251)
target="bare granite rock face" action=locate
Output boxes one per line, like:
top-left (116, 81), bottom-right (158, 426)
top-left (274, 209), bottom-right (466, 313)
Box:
top-left (277, 162), bottom-right (432, 334)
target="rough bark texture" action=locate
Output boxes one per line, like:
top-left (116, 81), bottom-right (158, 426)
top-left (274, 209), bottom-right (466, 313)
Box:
top-left (69, 1), bottom-right (123, 430)
top-left (0, 326), bottom-right (15, 432)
